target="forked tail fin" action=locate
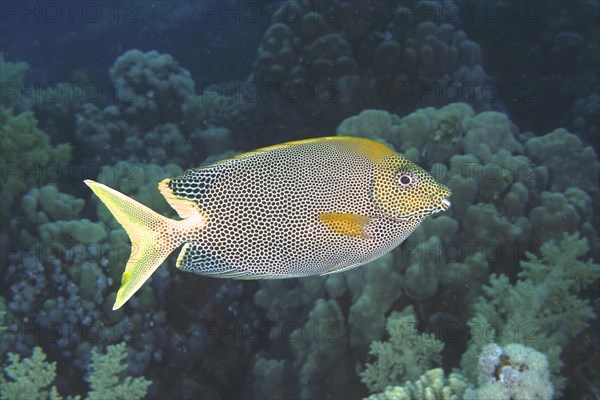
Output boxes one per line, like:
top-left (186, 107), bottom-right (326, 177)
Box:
top-left (84, 180), bottom-right (192, 310)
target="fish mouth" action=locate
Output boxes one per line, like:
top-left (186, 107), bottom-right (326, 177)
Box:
top-left (432, 198), bottom-right (451, 213)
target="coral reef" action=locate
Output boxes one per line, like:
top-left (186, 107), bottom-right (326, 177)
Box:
top-left (337, 103), bottom-right (599, 279)
top-left (360, 306), bottom-right (444, 393)
top-left (525, 128), bottom-right (599, 197)
top-left (17, 184), bottom-right (106, 246)
top-left (3, 7), bottom-right (599, 394)
top-left (464, 343), bottom-right (553, 400)
top-left (0, 347), bottom-right (59, 400)
top-left (460, 1), bottom-right (600, 149)
top-left (252, 357), bottom-right (294, 399)
top-left (73, 50), bottom-right (242, 167)
top-left (108, 49), bottom-right (195, 129)
top-left (1, 159), bottom-right (182, 395)
top-left (86, 342), bottom-right (152, 400)
top-left (74, 50), bottom-right (195, 164)
top-left (367, 342), bottom-right (553, 400)
top-left (251, 0), bottom-right (490, 128)
top-left (292, 299), bottom-right (353, 399)
top-left (0, 343), bottom-right (151, 400)
top-left (30, 82), bottom-right (91, 144)
top-left (246, 102), bottom-right (598, 399)
top-left (182, 91), bottom-right (235, 131)
top-left (460, 233), bottom-right (600, 395)
top-left (0, 54), bottom-right (30, 111)
top-left (366, 368), bottom-right (469, 400)
top-left (0, 107), bottom-right (71, 226)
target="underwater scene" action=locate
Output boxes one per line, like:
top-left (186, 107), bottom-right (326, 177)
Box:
top-left (0, 1), bottom-right (599, 399)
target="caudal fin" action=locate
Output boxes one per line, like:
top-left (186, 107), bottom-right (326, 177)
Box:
top-left (84, 180), bottom-right (185, 310)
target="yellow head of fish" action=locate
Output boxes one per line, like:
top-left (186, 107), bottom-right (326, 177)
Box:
top-left (372, 154), bottom-right (451, 220)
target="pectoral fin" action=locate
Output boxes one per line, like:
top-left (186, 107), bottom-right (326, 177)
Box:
top-left (318, 213), bottom-right (373, 238)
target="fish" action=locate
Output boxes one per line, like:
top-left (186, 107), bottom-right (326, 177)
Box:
top-left (85, 136), bottom-right (451, 310)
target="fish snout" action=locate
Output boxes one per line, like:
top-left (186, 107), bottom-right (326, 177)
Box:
top-left (440, 198), bottom-right (451, 210)
top-left (436, 186), bottom-right (451, 212)
top-left (431, 196), bottom-right (451, 213)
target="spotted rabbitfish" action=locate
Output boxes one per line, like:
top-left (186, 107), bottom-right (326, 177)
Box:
top-left (85, 137), bottom-right (451, 310)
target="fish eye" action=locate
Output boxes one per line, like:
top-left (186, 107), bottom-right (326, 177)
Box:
top-left (397, 172), bottom-right (416, 187)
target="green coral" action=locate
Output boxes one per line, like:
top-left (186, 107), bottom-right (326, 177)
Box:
top-left (31, 82), bottom-right (90, 142)
top-left (252, 357), bottom-right (294, 399)
top-left (0, 343), bottom-right (151, 400)
top-left (335, 109), bottom-right (398, 144)
top-left (360, 306), bottom-right (445, 393)
top-left (87, 343), bottom-right (151, 400)
top-left (460, 233), bottom-right (599, 395)
top-left (291, 298), bottom-right (352, 399)
top-left (0, 347), bottom-right (61, 400)
top-left (182, 90), bottom-right (234, 131)
top-left (366, 368), bottom-right (470, 400)
top-left (17, 185), bottom-right (107, 257)
top-left (525, 128), bottom-right (599, 196)
top-left (0, 107), bottom-right (71, 225)
top-left (0, 54), bottom-right (29, 109)
top-left (347, 253), bottom-right (403, 354)
top-left (0, 54), bottom-right (29, 86)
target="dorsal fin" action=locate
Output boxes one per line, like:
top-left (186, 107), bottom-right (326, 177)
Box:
top-left (205, 136), bottom-right (394, 166)
top-left (158, 178), bottom-right (198, 219)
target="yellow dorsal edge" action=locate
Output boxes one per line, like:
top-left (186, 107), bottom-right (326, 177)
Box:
top-left (200, 136), bottom-right (395, 167)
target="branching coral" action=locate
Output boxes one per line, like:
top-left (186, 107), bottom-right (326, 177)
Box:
top-left (0, 347), bottom-right (60, 400)
top-left (360, 306), bottom-right (444, 393)
top-left (366, 342), bottom-right (554, 400)
top-left (460, 233), bottom-right (599, 395)
top-left (87, 342), bottom-right (151, 400)
top-left (0, 343), bottom-right (151, 400)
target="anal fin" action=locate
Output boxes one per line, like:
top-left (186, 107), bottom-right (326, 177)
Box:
top-left (321, 261), bottom-right (365, 275)
top-left (176, 242), bottom-right (258, 278)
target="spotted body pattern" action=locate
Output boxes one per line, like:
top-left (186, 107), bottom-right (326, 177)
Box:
top-left (85, 137), bottom-right (450, 309)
